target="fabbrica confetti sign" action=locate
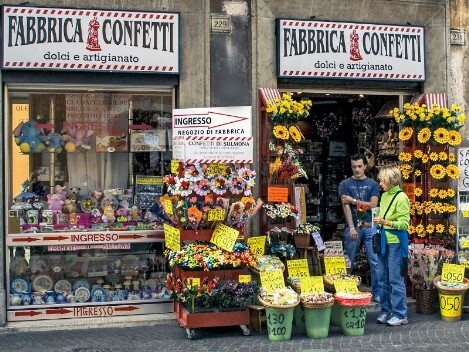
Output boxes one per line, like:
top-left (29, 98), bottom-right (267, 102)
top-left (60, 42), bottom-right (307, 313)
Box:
top-left (277, 18), bottom-right (425, 81)
top-left (2, 5), bottom-right (179, 73)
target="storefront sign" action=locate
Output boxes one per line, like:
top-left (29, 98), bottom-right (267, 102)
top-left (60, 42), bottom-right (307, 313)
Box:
top-left (48, 243), bottom-right (131, 251)
top-left (2, 5), bottom-right (179, 73)
top-left (458, 148), bottom-right (469, 191)
top-left (277, 19), bottom-right (425, 81)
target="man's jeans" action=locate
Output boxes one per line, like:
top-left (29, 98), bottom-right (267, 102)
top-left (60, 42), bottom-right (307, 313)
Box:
top-left (377, 243), bottom-right (408, 319)
top-left (344, 226), bottom-right (380, 298)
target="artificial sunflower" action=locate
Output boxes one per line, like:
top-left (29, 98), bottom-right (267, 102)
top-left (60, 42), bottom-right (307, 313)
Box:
top-left (417, 127), bottom-right (431, 143)
top-left (414, 169), bottom-right (422, 177)
top-left (398, 127), bottom-right (413, 141)
top-left (448, 152), bottom-right (456, 162)
top-left (429, 188), bottom-right (439, 198)
top-left (429, 152), bottom-right (438, 162)
top-left (398, 152), bottom-right (412, 162)
top-left (449, 225), bottom-right (457, 235)
top-left (288, 125), bottom-right (304, 142)
top-left (421, 154), bottom-right (429, 164)
top-left (430, 164), bottom-right (446, 179)
top-left (447, 188), bottom-right (456, 198)
top-left (413, 149), bottom-right (424, 159)
top-left (415, 224), bottom-right (426, 238)
top-left (408, 225), bottom-right (416, 235)
top-left (273, 125), bottom-right (289, 140)
top-left (435, 224), bottom-right (445, 234)
top-left (446, 164), bottom-right (460, 179)
top-left (447, 130), bottom-right (462, 146)
top-left (414, 187), bottom-right (423, 197)
top-left (438, 189), bottom-right (447, 199)
top-left (426, 224), bottom-right (435, 234)
top-left (433, 127), bottom-right (449, 144)
top-left (438, 152), bottom-right (448, 161)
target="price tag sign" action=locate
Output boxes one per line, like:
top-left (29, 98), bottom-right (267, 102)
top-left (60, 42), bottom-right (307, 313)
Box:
top-left (312, 232), bottom-right (325, 251)
top-left (267, 186), bottom-right (289, 203)
top-left (461, 238), bottom-right (469, 249)
top-left (324, 256), bottom-right (347, 274)
top-left (439, 293), bottom-right (463, 317)
top-left (170, 160), bottom-right (180, 174)
top-left (239, 275), bottom-right (252, 283)
top-left (208, 209), bottom-right (226, 221)
top-left (210, 223), bottom-right (239, 252)
top-left (187, 277), bottom-right (200, 289)
top-left (441, 263), bottom-right (465, 283)
top-left (209, 162), bottom-right (226, 175)
top-left (334, 279), bottom-right (359, 293)
top-left (260, 269), bottom-right (285, 291)
top-left (287, 259), bottom-right (310, 278)
top-left (247, 236), bottom-right (266, 255)
top-left (163, 199), bottom-right (173, 215)
top-left (300, 276), bottom-right (324, 293)
top-left (163, 224), bottom-right (180, 252)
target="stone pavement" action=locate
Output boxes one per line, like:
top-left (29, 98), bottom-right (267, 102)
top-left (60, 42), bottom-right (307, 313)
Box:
top-left (1, 304), bottom-right (469, 352)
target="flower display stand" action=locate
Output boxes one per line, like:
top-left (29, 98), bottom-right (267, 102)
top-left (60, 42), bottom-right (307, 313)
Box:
top-left (174, 301), bottom-right (251, 339)
top-left (172, 266), bottom-right (247, 281)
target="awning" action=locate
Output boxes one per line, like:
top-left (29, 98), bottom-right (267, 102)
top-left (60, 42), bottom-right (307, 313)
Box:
top-left (258, 87), bottom-right (281, 107)
top-left (410, 93), bottom-right (447, 108)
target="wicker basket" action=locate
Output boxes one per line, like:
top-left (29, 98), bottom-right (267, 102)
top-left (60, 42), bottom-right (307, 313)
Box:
top-left (415, 287), bottom-right (438, 314)
top-left (334, 292), bottom-right (372, 307)
top-left (302, 299), bottom-right (335, 309)
top-left (323, 274), bottom-right (361, 293)
top-left (258, 295), bottom-right (300, 309)
top-left (433, 276), bottom-right (469, 295)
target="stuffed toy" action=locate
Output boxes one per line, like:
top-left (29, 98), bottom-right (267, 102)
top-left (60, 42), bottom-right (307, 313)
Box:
top-left (62, 129), bottom-right (94, 152)
top-left (12, 121), bottom-right (47, 153)
top-left (47, 132), bottom-right (65, 153)
top-left (47, 193), bottom-right (64, 211)
top-left (54, 184), bottom-right (67, 201)
top-left (68, 187), bottom-right (81, 203)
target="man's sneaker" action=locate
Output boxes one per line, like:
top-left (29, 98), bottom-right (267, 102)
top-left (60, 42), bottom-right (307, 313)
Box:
top-left (376, 313), bottom-right (390, 324)
top-left (373, 296), bottom-right (381, 303)
top-left (387, 316), bottom-right (408, 326)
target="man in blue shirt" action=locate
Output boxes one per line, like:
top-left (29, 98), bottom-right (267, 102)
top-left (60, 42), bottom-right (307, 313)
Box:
top-left (338, 153), bottom-right (380, 302)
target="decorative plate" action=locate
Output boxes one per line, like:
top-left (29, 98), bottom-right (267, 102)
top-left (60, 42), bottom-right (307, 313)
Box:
top-left (73, 279), bottom-right (91, 292)
top-left (91, 287), bottom-right (106, 302)
top-left (80, 197), bottom-right (98, 213)
top-left (101, 196), bottom-right (119, 209)
top-left (54, 279), bottom-right (72, 294)
top-left (10, 278), bottom-right (30, 293)
top-left (75, 287), bottom-right (90, 303)
top-left (32, 274), bottom-right (53, 292)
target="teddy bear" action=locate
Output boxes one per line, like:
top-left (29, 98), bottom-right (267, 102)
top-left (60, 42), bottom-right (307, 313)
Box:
top-left (62, 129), bottom-right (94, 152)
top-left (12, 121), bottom-right (47, 153)
top-left (54, 184), bottom-right (67, 201)
top-left (62, 199), bottom-right (78, 214)
top-left (47, 193), bottom-right (64, 212)
top-left (68, 187), bottom-right (81, 203)
top-left (47, 132), bottom-right (65, 153)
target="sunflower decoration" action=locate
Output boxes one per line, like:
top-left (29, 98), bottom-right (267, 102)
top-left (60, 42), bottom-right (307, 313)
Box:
top-left (447, 188), bottom-right (456, 198)
top-left (398, 127), bottom-right (413, 141)
top-left (413, 149), bottom-right (424, 159)
top-left (448, 152), bottom-right (456, 163)
top-left (429, 152), bottom-right (439, 162)
top-left (437, 189), bottom-right (448, 199)
top-left (435, 223), bottom-right (445, 234)
top-left (446, 164), bottom-right (460, 179)
top-left (408, 225), bottom-right (416, 235)
top-left (448, 224), bottom-right (457, 235)
top-left (414, 169), bottom-right (422, 178)
top-left (421, 154), bottom-right (429, 164)
top-left (438, 152), bottom-right (448, 162)
top-left (447, 130), bottom-right (462, 146)
top-left (414, 187), bottom-right (423, 197)
top-left (273, 125), bottom-right (289, 140)
top-left (417, 127), bottom-right (431, 143)
top-left (415, 223), bottom-right (426, 238)
top-left (426, 224), bottom-right (435, 235)
top-left (398, 152), bottom-right (412, 162)
top-left (433, 127), bottom-right (449, 144)
top-left (288, 125), bottom-right (304, 142)
top-left (430, 164), bottom-right (446, 180)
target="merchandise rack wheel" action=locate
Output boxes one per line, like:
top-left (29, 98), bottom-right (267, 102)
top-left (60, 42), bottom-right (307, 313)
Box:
top-left (186, 328), bottom-right (200, 340)
top-left (240, 325), bottom-right (251, 336)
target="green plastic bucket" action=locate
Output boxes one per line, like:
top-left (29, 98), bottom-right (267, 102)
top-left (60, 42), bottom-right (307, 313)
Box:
top-left (304, 306), bottom-right (332, 338)
top-left (265, 306), bottom-right (295, 341)
top-left (340, 305), bottom-right (367, 336)
top-left (330, 302), bottom-right (341, 326)
top-left (294, 304), bottom-right (306, 330)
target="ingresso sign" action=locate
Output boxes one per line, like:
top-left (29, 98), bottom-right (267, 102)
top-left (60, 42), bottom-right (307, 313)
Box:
top-left (277, 19), bottom-right (425, 81)
top-left (2, 5), bottom-right (180, 73)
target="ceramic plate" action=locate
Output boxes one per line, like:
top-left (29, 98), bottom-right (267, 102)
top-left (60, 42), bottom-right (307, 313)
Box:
top-left (32, 274), bottom-right (53, 292)
top-left (91, 287), bottom-right (106, 302)
top-left (101, 196), bottom-right (119, 209)
top-left (73, 279), bottom-right (91, 292)
top-left (75, 287), bottom-right (90, 303)
top-left (54, 279), bottom-right (72, 294)
top-left (10, 278), bottom-right (30, 293)
top-left (80, 197), bottom-right (98, 213)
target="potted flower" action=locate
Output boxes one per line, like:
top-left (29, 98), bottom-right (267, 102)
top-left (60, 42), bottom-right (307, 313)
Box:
top-left (217, 280), bottom-right (259, 310)
top-left (293, 222), bottom-right (320, 249)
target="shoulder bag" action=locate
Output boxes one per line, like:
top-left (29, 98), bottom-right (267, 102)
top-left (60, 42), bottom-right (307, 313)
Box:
top-left (372, 190), bottom-right (402, 254)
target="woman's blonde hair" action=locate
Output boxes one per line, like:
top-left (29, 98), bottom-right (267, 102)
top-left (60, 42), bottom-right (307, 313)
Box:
top-left (377, 166), bottom-right (402, 188)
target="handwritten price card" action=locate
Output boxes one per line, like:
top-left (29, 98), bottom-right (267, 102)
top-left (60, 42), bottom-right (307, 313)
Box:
top-left (260, 269), bottom-right (285, 291)
top-left (163, 199), bottom-right (173, 215)
top-left (461, 238), bottom-right (469, 249)
top-left (441, 263), bottom-right (465, 283)
top-left (324, 256), bottom-right (347, 274)
top-left (287, 259), bottom-right (310, 278)
top-left (170, 160), bottom-right (180, 174)
top-left (208, 209), bottom-right (226, 221)
top-left (239, 275), bottom-right (252, 283)
top-left (163, 224), bottom-right (180, 252)
top-left (210, 223), bottom-right (239, 252)
top-left (334, 279), bottom-right (359, 293)
top-left (300, 276), bottom-right (324, 293)
top-left (209, 163), bottom-right (226, 175)
top-left (187, 277), bottom-right (200, 289)
top-left (267, 186), bottom-right (289, 203)
top-left (247, 236), bottom-right (266, 255)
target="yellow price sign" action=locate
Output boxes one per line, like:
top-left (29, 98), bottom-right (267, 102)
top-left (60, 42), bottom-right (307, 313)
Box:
top-left (209, 163), bottom-right (226, 175)
top-left (439, 293), bottom-right (463, 317)
top-left (324, 256), bottom-right (347, 274)
top-left (186, 277), bottom-right (200, 289)
top-left (300, 276), bottom-right (324, 293)
top-left (239, 275), bottom-right (252, 283)
top-left (287, 259), bottom-right (310, 278)
top-left (163, 224), bottom-right (180, 252)
top-left (170, 160), bottom-right (180, 174)
top-left (461, 260), bottom-right (469, 268)
top-left (334, 279), bottom-right (359, 293)
top-left (461, 238), bottom-right (469, 249)
top-left (208, 209), bottom-right (226, 221)
top-left (247, 236), bottom-right (266, 255)
top-left (210, 223), bottom-right (239, 252)
top-left (260, 269), bottom-right (285, 291)
top-left (163, 199), bottom-right (173, 215)
top-left (441, 263), bottom-right (465, 283)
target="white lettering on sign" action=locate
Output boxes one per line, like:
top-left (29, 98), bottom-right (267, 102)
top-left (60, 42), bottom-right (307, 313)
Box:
top-left (278, 19), bottom-right (425, 81)
top-left (71, 233), bottom-right (119, 242)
